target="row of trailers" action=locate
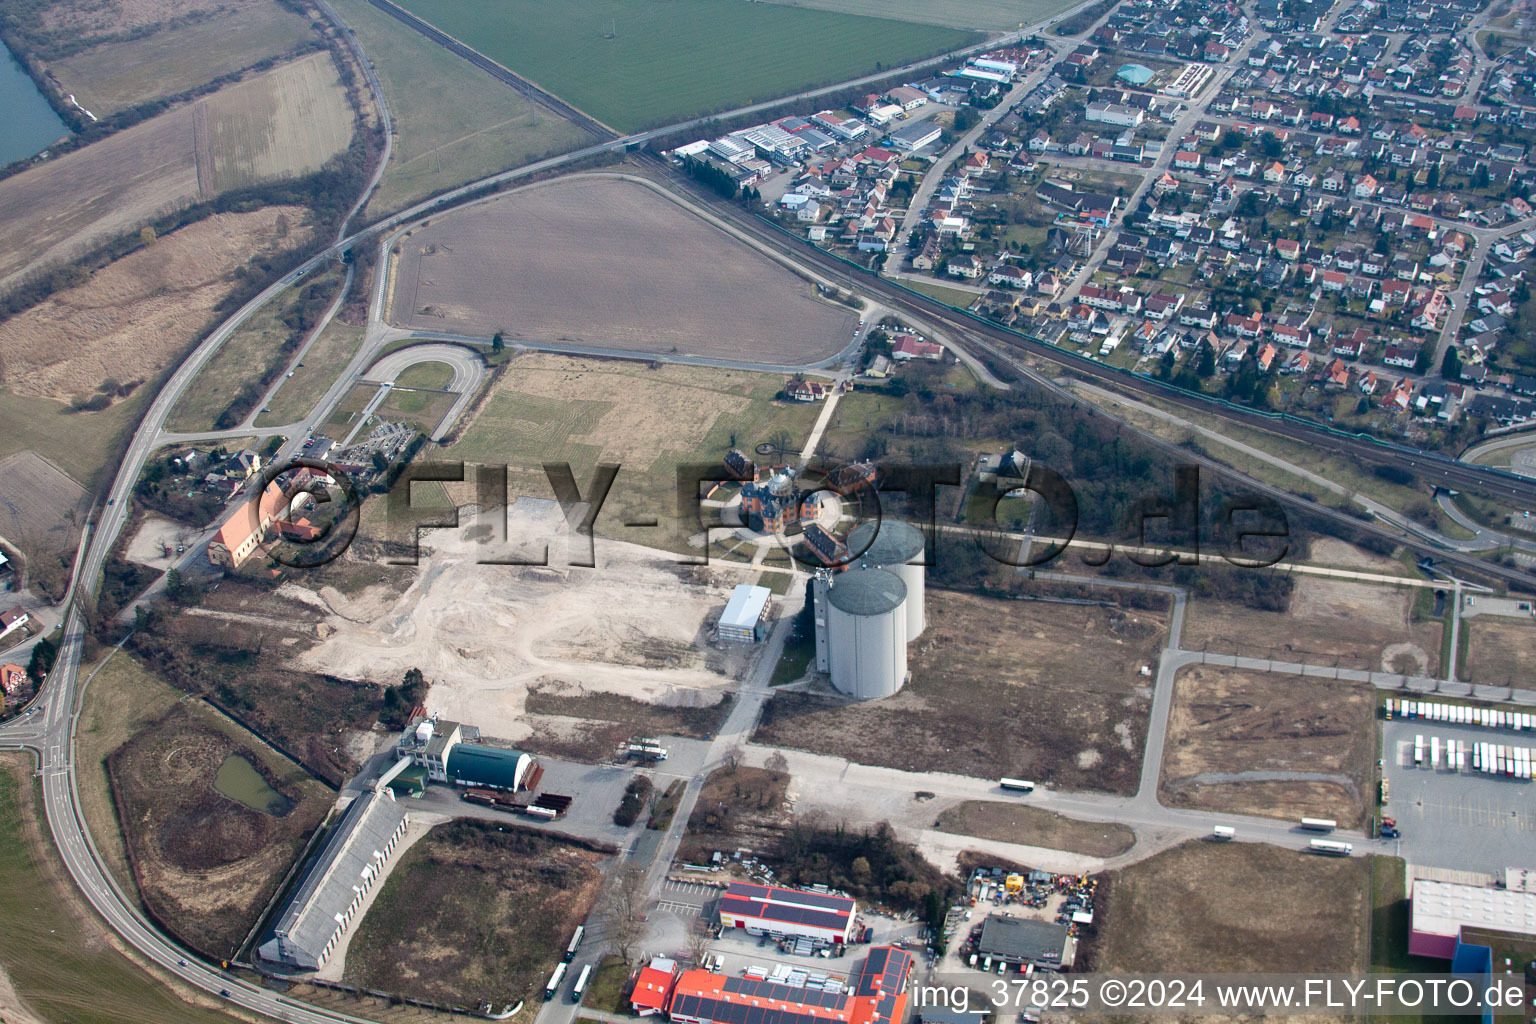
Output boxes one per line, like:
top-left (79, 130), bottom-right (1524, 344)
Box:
top-left (545, 927), bottom-right (589, 1001)
top-left (1385, 699), bottom-right (1535, 732)
top-left (1411, 734), bottom-right (1536, 779)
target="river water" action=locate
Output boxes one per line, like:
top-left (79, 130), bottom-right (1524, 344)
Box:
top-left (0, 42), bottom-right (70, 169)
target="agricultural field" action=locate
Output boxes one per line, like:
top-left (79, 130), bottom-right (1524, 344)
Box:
top-left (1088, 841), bottom-right (1369, 974)
top-left (0, 206), bottom-right (310, 404)
top-left (254, 320), bottom-right (366, 427)
top-left (0, 54), bottom-right (351, 294)
top-left (444, 352), bottom-right (822, 549)
top-left (0, 755), bottom-right (247, 1024)
top-left (759, 0), bottom-right (1084, 30)
top-left (166, 260), bottom-right (345, 433)
top-left (343, 820), bottom-right (605, 1007)
top-left (933, 801), bottom-right (1136, 857)
top-left (326, 0), bottom-right (593, 219)
top-left (0, 386), bottom-right (150, 491)
top-left (0, 451), bottom-right (90, 559)
top-left (388, 0), bottom-right (978, 131)
top-left (754, 589), bottom-right (1168, 794)
top-left (107, 699), bottom-right (334, 959)
top-left (1159, 666), bottom-right (1377, 828)
top-left (199, 51), bottom-right (355, 191)
top-left (1182, 574), bottom-right (1441, 675)
top-left (50, 2), bottom-right (321, 116)
top-left (389, 177), bottom-right (857, 363)
top-left (1461, 616), bottom-right (1536, 688)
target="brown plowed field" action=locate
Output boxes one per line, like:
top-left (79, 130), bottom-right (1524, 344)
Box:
top-left (389, 177), bottom-right (856, 364)
top-left (0, 452), bottom-right (90, 557)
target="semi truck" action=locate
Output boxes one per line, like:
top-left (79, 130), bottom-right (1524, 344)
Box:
top-left (1300, 817), bottom-right (1338, 832)
top-left (1212, 825), bottom-right (1236, 840)
top-left (1000, 778), bottom-right (1036, 793)
top-left (545, 963), bottom-right (568, 1001)
top-left (1309, 839), bottom-right (1353, 856)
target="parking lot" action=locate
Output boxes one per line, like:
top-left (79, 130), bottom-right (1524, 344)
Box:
top-left (1381, 719), bottom-right (1536, 874)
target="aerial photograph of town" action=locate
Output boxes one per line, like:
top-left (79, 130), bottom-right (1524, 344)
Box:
top-left (1, 0), bottom-right (1536, 1019)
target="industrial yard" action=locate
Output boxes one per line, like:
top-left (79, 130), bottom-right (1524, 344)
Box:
top-left (387, 176), bottom-right (858, 364)
top-left (1159, 666), bottom-right (1377, 828)
top-left (755, 589), bottom-right (1167, 793)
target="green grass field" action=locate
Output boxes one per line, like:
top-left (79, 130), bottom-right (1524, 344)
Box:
top-left (0, 756), bottom-right (244, 1024)
top-left (255, 320), bottom-right (367, 428)
top-left (759, 0), bottom-right (1084, 31)
top-left (0, 387), bottom-right (150, 492)
top-left (167, 264), bottom-right (347, 434)
top-left (392, 360), bottom-right (456, 391)
top-left (388, 0), bottom-right (980, 131)
top-left (328, 0), bottom-right (594, 219)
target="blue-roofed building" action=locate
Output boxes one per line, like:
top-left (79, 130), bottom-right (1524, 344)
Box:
top-left (1117, 63), bottom-right (1155, 86)
top-left (1451, 940), bottom-right (1493, 1024)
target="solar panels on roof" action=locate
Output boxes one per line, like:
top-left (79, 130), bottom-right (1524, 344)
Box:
top-left (725, 882), bottom-right (856, 913)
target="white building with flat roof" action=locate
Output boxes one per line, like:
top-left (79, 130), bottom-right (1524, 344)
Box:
top-left (718, 584), bottom-right (771, 643)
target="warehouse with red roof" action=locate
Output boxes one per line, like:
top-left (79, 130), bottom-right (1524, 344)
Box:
top-left (667, 947), bottom-right (912, 1024)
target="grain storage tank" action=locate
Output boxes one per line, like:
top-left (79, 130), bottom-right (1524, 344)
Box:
top-left (848, 519), bottom-right (926, 639)
top-left (826, 566), bottom-right (908, 699)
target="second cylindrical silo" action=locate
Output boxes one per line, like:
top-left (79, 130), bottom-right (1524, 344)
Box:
top-left (826, 566), bottom-right (907, 699)
top-left (847, 519), bottom-right (926, 639)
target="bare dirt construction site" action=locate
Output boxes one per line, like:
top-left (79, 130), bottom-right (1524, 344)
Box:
top-left (0, 451), bottom-right (90, 559)
top-left (1462, 615), bottom-right (1536, 687)
top-left (388, 176), bottom-right (857, 363)
top-left (1182, 573), bottom-right (1440, 674)
top-left (106, 702), bottom-right (333, 959)
top-left (0, 54), bottom-right (351, 294)
top-left (1087, 841), bottom-right (1368, 975)
top-left (1159, 666), bottom-right (1376, 827)
top-left (287, 524), bottom-right (757, 757)
top-left (0, 207), bottom-right (309, 401)
top-left (754, 590), bottom-right (1168, 794)
top-left (343, 820), bottom-right (605, 1007)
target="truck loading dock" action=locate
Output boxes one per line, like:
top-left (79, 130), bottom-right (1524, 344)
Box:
top-left (1380, 719), bottom-right (1536, 874)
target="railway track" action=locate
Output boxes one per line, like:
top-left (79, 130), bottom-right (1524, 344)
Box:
top-left (361, 0), bottom-right (620, 141)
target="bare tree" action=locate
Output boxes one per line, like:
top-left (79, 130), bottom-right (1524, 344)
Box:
top-left (600, 865), bottom-right (649, 965)
top-left (722, 746), bottom-right (743, 772)
top-left (764, 751), bottom-right (789, 775)
top-left (685, 920), bottom-right (711, 967)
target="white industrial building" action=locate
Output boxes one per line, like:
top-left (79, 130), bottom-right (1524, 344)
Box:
top-left (888, 122), bottom-right (942, 153)
top-left (813, 520), bottom-right (926, 699)
top-left (718, 584), bottom-right (772, 643)
top-left (1084, 101), bottom-right (1144, 127)
top-left (258, 786), bottom-right (409, 971)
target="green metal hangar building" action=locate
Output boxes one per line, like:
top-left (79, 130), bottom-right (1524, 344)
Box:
top-left (395, 716), bottom-right (536, 791)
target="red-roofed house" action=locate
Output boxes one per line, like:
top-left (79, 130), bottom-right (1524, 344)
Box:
top-left (0, 663), bottom-right (25, 696)
top-left (0, 606), bottom-right (29, 640)
top-left (632, 958), bottom-right (679, 1016)
top-left (892, 336), bottom-right (945, 361)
